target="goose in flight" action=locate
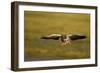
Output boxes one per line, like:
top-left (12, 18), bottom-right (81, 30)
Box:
top-left (41, 34), bottom-right (86, 46)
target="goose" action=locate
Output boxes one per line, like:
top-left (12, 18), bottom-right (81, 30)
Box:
top-left (41, 34), bottom-right (86, 46)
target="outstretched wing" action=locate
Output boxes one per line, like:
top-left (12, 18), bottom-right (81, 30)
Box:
top-left (41, 34), bottom-right (61, 40)
top-left (68, 34), bottom-right (86, 40)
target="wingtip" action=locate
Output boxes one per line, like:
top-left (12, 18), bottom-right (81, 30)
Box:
top-left (40, 36), bottom-right (45, 39)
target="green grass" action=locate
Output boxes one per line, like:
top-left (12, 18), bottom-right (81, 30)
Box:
top-left (24, 11), bottom-right (90, 61)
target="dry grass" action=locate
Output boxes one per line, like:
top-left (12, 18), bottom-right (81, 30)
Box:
top-left (24, 11), bottom-right (90, 61)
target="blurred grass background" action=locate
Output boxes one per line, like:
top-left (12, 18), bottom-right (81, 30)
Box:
top-left (24, 11), bottom-right (90, 61)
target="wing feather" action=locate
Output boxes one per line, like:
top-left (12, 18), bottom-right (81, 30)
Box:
top-left (68, 34), bottom-right (86, 40)
top-left (41, 34), bottom-right (61, 40)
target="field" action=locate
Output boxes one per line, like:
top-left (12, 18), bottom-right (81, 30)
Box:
top-left (24, 11), bottom-right (90, 61)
